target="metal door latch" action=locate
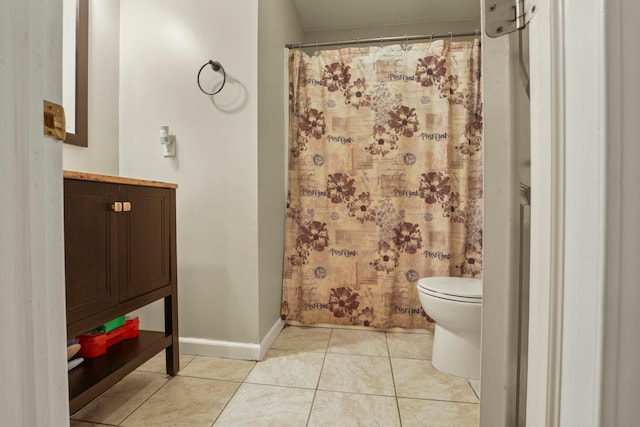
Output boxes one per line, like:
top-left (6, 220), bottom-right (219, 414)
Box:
top-left (43, 100), bottom-right (66, 141)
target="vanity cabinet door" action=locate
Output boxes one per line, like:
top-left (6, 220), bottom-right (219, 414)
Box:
top-left (64, 180), bottom-right (119, 324)
top-left (117, 185), bottom-right (171, 302)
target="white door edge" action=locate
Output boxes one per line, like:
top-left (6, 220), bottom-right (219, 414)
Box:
top-left (0, 0), bottom-right (68, 425)
top-left (526, 0), bottom-right (566, 425)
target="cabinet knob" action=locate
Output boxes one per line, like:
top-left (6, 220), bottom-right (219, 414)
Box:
top-left (111, 202), bottom-right (123, 212)
top-left (123, 202), bottom-right (132, 212)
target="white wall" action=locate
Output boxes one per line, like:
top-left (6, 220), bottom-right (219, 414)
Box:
top-left (63, 0), bottom-right (120, 175)
top-left (257, 0), bottom-right (304, 340)
top-left (302, 20), bottom-right (479, 45)
top-left (62, 0), bottom-right (298, 354)
top-left (602, 0), bottom-right (640, 424)
top-left (119, 0), bottom-right (261, 345)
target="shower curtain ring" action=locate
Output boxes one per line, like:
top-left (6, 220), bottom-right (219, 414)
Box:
top-left (449, 32), bottom-right (453, 41)
top-left (357, 37), bottom-right (360, 46)
top-left (380, 36), bottom-right (383, 48)
top-left (430, 33), bottom-right (434, 41)
top-left (315, 41), bottom-right (319, 55)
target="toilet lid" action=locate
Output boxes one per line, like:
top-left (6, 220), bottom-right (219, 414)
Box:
top-left (418, 277), bottom-right (482, 299)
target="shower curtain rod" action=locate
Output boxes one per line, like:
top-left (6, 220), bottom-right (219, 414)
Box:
top-left (285, 31), bottom-right (480, 49)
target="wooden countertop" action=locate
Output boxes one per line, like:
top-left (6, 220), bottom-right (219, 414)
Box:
top-left (64, 170), bottom-right (178, 189)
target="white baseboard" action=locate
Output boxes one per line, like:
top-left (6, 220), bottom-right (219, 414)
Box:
top-left (259, 318), bottom-right (286, 359)
top-left (179, 337), bottom-right (261, 360)
top-left (179, 318), bottom-right (285, 361)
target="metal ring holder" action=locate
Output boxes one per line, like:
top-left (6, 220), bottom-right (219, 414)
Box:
top-left (197, 60), bottom-right (226, 95)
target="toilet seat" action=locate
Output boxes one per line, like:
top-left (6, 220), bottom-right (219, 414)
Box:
top-left (418, 277), bottom-right (482, 304)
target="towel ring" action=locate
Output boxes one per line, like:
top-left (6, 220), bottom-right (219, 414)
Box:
top-left (197, 60), bottom-right (226, 95)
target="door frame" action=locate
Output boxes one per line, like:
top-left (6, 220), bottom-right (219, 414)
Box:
top-left (481, 0), bottom-right (609, 425)
top-left (525, 0), bottom-right (565, 424)
top-left (527, 0), bottom-right (612, 427)
top-left (525, 0), bottom-right (609, 425)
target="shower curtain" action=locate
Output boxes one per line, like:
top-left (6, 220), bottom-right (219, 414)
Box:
top-left (282, 39), bottom-right (483, 329)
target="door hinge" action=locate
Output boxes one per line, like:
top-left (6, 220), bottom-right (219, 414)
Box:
top-left (485, 0), bottom-right (536, 38)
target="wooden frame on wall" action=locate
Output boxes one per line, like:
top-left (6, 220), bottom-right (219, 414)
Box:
top-left (65, 0), bottom-right (88, 147)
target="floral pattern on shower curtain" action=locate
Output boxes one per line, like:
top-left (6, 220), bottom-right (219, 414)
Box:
top-left (282, 40), bottom-right (483, 329)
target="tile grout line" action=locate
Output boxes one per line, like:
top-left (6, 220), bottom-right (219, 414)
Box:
top-left (74, 352), bottom-right (193, 425)
top-left (468, 380), bottom-right (481, 401)
top-left (385, 332), bottom-right (404, 427)
top-left (240, 381), bottom-right (319, 392)
top-left (208, 356), bottom-right (261, 426)
top-left (305, 327), bottom-right (333, 427)
top-left (389, 356), bottom-right (480, 405)
top-left (311, 389), bottom-right (401, 399)
top-left (116, 372), bottom-right (174, 426)
top-left (126, 357), bottom-right (245, 427)
top-left (208, 380), bottom-right (244, 427)
top-left (398, 395), bottom-right (481, 405)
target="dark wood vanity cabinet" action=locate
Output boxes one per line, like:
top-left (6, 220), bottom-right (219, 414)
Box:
top-left (117, 184), bottom-right (171, 303)
top-left (64, 180), bottom-right (119, 325)
top-left (64, 171), bottom-right (179, 413)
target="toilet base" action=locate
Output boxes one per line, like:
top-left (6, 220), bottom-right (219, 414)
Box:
top-left (431, 323), bottom-right (480, 380)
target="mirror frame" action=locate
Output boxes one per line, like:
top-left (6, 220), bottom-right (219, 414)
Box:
top-left (65, 0), bottom-right (88, 147)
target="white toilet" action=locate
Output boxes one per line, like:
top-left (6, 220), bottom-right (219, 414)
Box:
top-left (417, 276), bottom-right (482, 380)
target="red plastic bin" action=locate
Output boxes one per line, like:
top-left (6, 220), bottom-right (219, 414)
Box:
top-left (77, 317), bottom-right (139, 358)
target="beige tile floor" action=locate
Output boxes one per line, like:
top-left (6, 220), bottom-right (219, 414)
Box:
top-left (71, 326), bottom-right (479, 427)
